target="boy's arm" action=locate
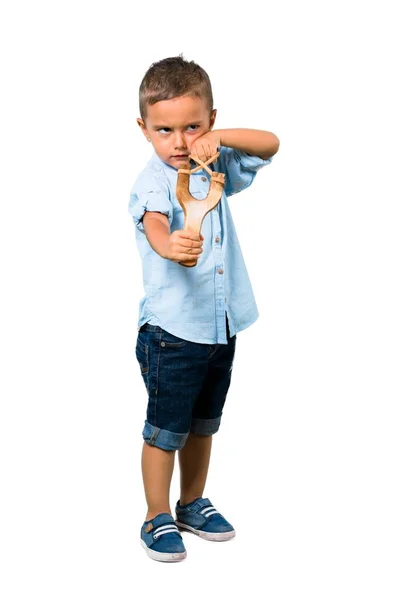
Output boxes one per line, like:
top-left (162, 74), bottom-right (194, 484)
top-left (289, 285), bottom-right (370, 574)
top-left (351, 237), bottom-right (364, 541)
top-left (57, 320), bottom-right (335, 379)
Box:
top-left (191, 128), bottom-right (280, 162)
top-left (143, 212), bottom-right (203, 263)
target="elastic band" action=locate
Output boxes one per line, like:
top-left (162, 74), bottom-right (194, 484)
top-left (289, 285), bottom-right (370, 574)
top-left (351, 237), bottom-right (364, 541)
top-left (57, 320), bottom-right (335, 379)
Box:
top-left (177, 152), bottom-right (219, 176)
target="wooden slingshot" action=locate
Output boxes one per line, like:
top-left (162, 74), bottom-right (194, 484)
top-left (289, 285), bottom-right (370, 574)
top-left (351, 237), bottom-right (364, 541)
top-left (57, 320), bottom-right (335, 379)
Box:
top-left (176, 152), bottom-right (225, 267)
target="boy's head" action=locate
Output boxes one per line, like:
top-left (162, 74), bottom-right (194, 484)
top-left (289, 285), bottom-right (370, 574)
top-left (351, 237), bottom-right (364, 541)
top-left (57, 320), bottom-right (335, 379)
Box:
top-left (137, 55), bottom-right (217, 169)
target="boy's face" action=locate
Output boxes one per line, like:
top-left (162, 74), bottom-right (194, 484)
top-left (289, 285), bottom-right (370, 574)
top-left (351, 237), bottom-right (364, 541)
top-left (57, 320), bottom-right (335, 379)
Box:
top-left (137, 95), bottom-right (217, 169)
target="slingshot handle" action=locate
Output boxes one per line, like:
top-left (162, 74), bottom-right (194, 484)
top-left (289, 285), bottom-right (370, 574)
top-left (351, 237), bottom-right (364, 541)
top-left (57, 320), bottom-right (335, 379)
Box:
top-left (176, 154), bottom-right (225, 267)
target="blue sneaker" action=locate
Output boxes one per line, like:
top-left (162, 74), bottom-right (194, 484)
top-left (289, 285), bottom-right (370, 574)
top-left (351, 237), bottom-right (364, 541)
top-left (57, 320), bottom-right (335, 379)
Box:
top-left (140, 513), bottom-right (187, 562)
top-left (175, 497), bottom-right (235, 541)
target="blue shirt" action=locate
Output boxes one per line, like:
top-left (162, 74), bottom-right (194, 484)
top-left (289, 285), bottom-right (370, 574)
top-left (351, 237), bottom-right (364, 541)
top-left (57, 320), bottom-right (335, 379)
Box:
top-left (128, 146), bottom-right (273, 344)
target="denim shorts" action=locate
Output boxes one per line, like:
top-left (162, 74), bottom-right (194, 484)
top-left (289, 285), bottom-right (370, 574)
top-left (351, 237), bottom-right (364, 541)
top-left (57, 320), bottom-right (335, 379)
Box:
top-left (135, 322), bottom-right (236, 451)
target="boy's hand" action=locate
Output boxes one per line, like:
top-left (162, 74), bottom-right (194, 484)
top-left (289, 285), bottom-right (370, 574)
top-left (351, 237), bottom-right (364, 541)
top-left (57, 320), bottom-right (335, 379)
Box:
top-left (164, 230), bottom-right (204, 263)
top-left (143, 212), bottom-right (204, 263)
top-left (189, 131), bottom-right (221, 163)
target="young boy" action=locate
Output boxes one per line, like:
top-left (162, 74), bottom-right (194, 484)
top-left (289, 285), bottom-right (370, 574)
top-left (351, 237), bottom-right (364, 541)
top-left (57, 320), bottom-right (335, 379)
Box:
top-left (129, 55), bottom-right (279, 562)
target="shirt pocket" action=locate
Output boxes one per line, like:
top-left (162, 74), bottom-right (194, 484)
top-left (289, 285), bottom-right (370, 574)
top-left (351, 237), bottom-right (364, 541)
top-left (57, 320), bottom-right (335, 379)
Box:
top-left (171, 184), bottom-right (209, 232)
top-left (174, 183), bottom-right (207, 202)
top-left (188, 187), bottom-right (206, 200)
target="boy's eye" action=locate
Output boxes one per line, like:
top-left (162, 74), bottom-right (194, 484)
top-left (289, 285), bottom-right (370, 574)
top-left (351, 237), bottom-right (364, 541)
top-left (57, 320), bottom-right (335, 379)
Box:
top-left (156, 125), bottom-right (199, 134)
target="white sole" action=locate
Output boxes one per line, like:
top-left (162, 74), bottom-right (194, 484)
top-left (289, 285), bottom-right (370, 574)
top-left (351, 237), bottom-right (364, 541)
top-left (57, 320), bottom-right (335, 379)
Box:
top-left (140, 539), bottom-right (187, 562)
top-left (175, 521), bottom-right (236, 542)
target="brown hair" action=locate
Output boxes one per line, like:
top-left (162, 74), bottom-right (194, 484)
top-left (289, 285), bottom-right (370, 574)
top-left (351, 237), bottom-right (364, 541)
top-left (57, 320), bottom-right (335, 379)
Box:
top-left (139, 55), bottom-right (213, 121)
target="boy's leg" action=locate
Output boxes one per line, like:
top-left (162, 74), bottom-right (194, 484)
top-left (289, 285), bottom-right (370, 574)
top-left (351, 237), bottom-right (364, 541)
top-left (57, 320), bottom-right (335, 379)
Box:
top-left (175, 431), bottom-right (235, 542)
top-left (178, 433), bottom-right (212, 505)
top-left (177, 331), bottom-right (236, 505)
top-left (142, 442), bottom-right (175, 521)
top-left (136, 324), bottom-right (209, 522)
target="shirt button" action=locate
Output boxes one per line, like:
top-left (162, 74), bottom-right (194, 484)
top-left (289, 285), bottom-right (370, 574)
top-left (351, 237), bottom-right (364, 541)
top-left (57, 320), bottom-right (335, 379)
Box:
top-left (161, 342), bottom-right (166, 347)
top-left (215, 236), bottom-right (220, 243)
top-left (218, 268), bottom-right (224, 275)
top-left (201, 176), bottom-right (207, 182)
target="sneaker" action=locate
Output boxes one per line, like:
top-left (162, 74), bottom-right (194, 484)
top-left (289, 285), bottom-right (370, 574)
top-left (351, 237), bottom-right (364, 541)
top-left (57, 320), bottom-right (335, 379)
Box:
top-left (140, 513), bottom-right (187, 562)
top-left (175, 497), bottom-right (235, 541)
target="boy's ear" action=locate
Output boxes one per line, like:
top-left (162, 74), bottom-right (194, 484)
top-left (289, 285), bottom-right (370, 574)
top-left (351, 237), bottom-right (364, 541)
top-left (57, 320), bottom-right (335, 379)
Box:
top-left (137, 118), bottom-right (151, 142)
top-left (209, 109), bottom-right (217, 130)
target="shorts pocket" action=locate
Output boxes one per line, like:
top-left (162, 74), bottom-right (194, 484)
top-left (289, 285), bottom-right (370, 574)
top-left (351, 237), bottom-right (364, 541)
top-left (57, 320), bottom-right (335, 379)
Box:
top-left (136, 336), bottom-right (149, 376)
top-left (160, 329), bottom-right (188, 348)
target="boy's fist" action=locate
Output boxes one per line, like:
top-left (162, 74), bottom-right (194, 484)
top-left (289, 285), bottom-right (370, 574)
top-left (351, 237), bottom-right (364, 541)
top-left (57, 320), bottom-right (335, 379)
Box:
top-left (189, 131), bottom-right (220, 163)
top-left (164, 230), bottom-right (204, 263)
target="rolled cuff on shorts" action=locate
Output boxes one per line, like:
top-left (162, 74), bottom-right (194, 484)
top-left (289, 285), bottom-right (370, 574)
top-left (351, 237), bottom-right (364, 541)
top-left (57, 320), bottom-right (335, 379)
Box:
top-left (190, 416), bottom-right (221, 436)
top-left (142, 420), bottom-right (189, 451)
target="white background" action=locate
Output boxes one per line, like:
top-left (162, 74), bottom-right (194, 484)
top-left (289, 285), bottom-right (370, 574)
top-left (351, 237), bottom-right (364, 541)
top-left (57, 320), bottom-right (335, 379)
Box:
top-left (1, 0), bottom-right (407, 598)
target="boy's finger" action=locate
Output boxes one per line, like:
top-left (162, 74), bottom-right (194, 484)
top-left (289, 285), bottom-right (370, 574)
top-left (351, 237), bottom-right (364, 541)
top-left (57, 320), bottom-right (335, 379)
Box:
top-left (176, 237), bottom-right (202, 248)
top-left (178, 244), bottom-right (203, 254)
top-left (177, 230), bottom-right (202, 242)
top-left (179, 253), bottom-right (201, 263)
top-left (180, 239), bottom-right (202, 248)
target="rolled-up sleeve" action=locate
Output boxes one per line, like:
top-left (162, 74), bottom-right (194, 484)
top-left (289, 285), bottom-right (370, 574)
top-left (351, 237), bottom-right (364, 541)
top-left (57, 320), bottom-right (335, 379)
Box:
top-left (128, 173), bottom-right (173, 233)
top-left (217, 147), bottom-right (273, 197)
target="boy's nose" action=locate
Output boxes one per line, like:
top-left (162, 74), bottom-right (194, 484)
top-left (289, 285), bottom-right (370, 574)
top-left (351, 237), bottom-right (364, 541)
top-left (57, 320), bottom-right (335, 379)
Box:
top-left (174, 131), bottom-right (187, 150)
